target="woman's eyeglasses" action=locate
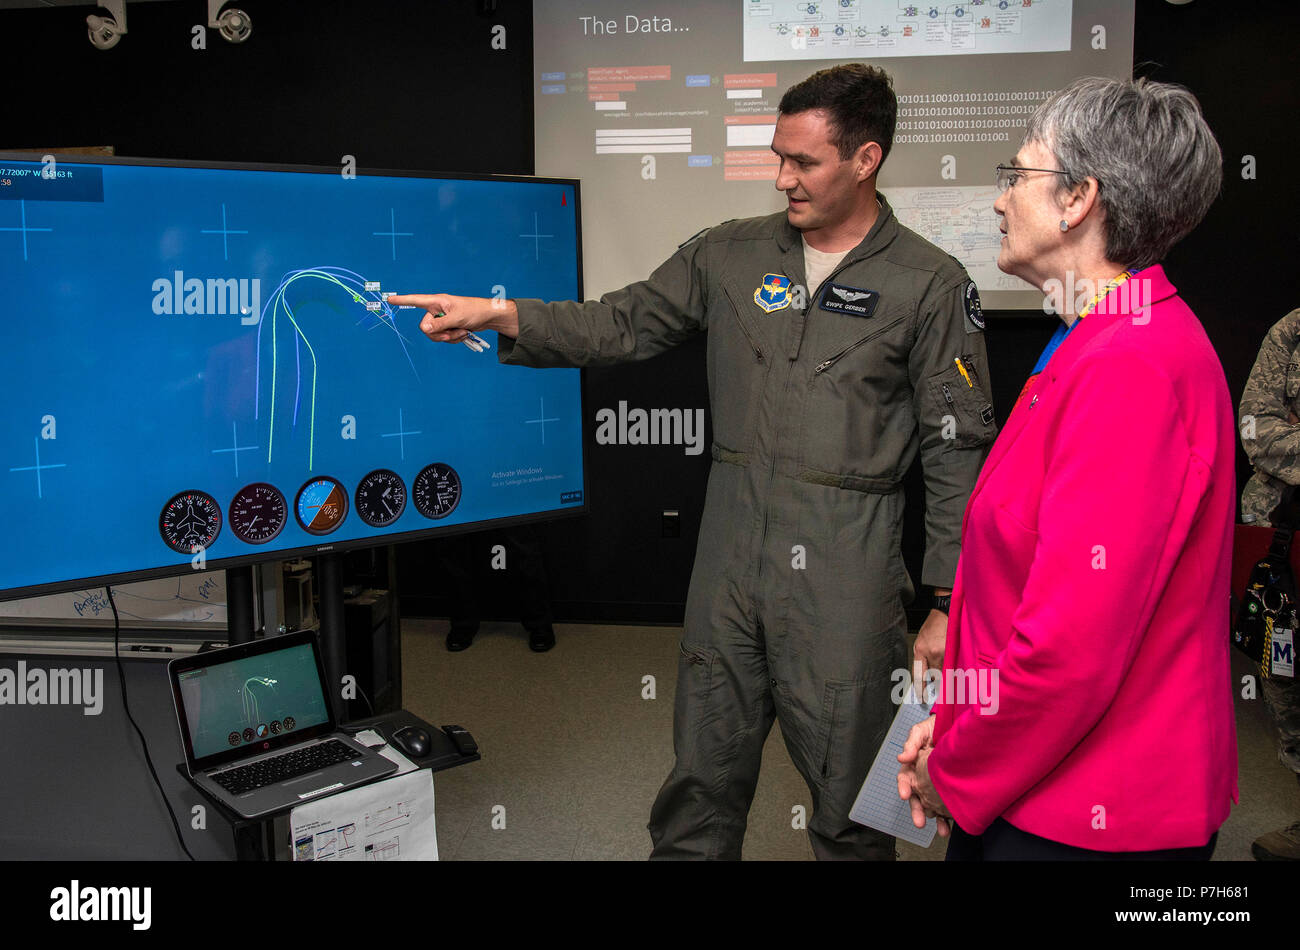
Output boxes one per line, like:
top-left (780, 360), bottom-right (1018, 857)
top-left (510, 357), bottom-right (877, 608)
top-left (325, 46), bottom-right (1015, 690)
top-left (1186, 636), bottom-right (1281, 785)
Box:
top-left (995, 164), bottom-right (1071, 193)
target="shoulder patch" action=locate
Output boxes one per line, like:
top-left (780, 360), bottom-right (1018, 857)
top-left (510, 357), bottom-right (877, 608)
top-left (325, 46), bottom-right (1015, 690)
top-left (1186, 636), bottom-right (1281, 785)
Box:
top-left (754, 273), bottom-right (792, 313)
top-left (964, 281), bottom-right (985, 332)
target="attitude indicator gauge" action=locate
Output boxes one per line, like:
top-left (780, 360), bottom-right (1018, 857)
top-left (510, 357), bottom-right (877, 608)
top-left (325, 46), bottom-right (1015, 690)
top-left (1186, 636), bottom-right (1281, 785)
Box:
top-left (355, 469), bottom-right (407, 527)
top-left (412, 462), bottom-right (461, 520)
top-left (295, 477), bottom-right (348, 535)
top-left (229, 483), bottom-right (287, 545)
top-left (159, 490), bottom-right (222, 553)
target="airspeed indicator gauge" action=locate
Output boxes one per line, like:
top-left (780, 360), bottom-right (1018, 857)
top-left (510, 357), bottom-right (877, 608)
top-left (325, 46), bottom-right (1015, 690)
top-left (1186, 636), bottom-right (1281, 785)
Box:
top-left (229, 483), bottom-right (287, 544)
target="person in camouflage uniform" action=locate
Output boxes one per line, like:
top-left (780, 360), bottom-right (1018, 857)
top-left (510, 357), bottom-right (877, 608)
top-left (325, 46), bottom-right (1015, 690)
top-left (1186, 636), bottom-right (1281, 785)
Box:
top-left (1239, 307), bottom-right (1300, 860)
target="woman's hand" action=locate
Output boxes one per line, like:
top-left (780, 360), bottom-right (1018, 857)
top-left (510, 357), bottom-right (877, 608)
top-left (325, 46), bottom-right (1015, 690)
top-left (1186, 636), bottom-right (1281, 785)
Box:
top-left (897, 714), bottom-right (953, 837)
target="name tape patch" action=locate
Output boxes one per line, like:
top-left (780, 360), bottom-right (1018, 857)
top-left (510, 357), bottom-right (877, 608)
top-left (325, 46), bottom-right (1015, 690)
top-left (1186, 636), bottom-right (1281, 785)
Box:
top-left (819, 283), bottom-right (880, 318)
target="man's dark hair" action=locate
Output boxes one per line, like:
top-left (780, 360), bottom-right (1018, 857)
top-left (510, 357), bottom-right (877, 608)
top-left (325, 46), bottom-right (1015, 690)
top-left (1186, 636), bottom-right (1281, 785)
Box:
top-left (779, 63), bottom-right (897, 166)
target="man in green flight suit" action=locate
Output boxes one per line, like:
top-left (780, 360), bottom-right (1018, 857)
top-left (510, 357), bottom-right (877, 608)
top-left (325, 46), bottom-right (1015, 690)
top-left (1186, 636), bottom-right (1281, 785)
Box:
top-left (389, 64), bottom-right (997, 860)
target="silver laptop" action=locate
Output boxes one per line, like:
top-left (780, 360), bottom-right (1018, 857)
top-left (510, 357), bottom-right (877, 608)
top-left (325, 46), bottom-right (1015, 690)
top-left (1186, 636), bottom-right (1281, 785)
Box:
top-left (169, 630), bottom-right (396, 819)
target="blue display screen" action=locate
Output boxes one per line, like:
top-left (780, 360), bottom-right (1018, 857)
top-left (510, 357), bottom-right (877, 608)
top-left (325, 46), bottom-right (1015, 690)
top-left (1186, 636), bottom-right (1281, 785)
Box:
top-left (0, 157), bottom-right (585, 599)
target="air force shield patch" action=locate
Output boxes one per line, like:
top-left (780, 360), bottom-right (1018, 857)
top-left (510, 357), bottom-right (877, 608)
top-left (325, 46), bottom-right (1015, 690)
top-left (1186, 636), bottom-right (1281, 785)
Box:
top-left (754, 273), bottom-right (792, 313)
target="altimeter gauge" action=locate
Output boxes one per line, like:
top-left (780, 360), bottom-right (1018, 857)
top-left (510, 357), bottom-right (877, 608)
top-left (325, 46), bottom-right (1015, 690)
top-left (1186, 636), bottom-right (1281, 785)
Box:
top-left (355, 469), bottom-right (407, 527)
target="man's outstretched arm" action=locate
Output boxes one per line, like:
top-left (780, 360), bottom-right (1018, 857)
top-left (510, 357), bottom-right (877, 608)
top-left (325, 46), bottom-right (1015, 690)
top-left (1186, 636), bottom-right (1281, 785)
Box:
top-left (385, 293), bottom-right (519, 343)
top-left (387, 230), bottom-right (712, 369)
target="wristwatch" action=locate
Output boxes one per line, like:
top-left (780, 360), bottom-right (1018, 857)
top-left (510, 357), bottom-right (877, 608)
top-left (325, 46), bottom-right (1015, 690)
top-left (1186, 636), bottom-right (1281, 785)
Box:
top-left (932, 594), bottom-right (952, 614)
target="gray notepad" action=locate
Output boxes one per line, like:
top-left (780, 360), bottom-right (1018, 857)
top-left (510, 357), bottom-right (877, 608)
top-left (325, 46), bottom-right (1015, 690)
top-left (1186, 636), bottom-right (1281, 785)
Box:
top-left (849, 698), bottom-right (937, 847)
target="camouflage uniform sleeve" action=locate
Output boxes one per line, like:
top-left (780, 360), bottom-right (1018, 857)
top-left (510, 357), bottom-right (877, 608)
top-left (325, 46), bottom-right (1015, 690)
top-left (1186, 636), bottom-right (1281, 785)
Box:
top-left (909, 273), bottom-right (999, 589)
top-left (496, 233), bottom-right (711, 369)
top-left (1240, 308), bottom-right (1300, 482)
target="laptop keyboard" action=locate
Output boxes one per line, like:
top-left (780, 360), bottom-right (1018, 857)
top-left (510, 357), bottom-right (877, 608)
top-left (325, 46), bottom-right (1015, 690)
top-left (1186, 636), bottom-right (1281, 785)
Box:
top-left (212, 739), bottom-right (360, 795)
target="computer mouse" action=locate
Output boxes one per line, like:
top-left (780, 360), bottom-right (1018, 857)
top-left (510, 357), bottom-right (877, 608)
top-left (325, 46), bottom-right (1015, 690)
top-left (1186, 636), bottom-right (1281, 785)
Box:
top-left (391, 726), bottom-right (431, 758)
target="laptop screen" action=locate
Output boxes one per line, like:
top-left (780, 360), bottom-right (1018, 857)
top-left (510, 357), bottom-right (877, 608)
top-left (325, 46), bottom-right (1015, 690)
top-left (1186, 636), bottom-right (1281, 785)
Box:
top-left (176, 641), bottom-right (331, 761)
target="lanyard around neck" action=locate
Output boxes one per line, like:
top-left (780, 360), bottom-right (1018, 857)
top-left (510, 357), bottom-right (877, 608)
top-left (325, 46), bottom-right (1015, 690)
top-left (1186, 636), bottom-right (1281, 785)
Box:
top-left (1019, 268), bottom-right (1140, 404)
top-left (1077, 269), bottom-right (1137, 320)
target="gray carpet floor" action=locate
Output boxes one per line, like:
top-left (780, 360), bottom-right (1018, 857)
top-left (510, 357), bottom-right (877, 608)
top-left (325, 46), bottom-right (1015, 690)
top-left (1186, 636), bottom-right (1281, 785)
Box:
top-left (400, 617), bottom-right (1297, 860)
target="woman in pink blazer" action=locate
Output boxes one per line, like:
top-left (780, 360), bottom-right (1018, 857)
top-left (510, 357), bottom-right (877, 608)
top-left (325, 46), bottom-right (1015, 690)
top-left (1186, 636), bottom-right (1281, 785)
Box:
top-left (897, 77), bottom-right (1238, 858)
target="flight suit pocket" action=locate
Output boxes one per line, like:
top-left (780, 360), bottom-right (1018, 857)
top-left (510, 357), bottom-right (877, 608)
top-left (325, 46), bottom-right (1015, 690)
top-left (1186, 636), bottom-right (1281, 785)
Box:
top-left (800, 310), bottom-right (910, 476)
top-left (712, 280), bottom-right (772, 456)
top-left (673, 643), bottom-right (717, 772)
top-left (927, 355), bottom-right (995, 449)
top-left (808, 676), bottom-right (896, 835)
top-left (814, 679), bottom-right (872, 790)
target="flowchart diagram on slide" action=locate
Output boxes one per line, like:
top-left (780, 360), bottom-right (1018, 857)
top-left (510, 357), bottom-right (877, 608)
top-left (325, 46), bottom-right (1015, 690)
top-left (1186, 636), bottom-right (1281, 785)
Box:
top-left (744, 0), bottom-right (1073, 59)
top-left (887, 185), bottom-right (1035, 293)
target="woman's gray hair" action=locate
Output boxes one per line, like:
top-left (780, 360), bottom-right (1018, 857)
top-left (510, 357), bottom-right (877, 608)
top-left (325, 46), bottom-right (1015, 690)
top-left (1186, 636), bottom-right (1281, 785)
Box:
top-left (1023, 76), bottom-right (1222, 270)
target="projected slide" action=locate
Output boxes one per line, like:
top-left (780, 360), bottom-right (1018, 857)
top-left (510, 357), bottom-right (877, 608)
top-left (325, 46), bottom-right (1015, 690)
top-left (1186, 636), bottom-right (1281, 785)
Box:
top-left (0, 157), bottom-right (584, 600)
top-left (743, 1), bottom-right (1073, 62)
top-left (533, 0), bottom-right (1132, 307)
top-left (888, 185), bottom-right (1009, 294)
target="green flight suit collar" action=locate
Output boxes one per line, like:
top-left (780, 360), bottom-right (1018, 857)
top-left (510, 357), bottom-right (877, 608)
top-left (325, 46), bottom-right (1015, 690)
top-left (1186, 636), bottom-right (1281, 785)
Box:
top-left (772, 192), bottom-right (898, 361)
top-left (773, 191), bottom-right (899, 262)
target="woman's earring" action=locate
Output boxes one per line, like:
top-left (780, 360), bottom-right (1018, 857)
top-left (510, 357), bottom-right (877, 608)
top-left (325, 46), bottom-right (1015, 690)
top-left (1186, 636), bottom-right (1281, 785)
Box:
top-left (1059, 220), bottom-right (1070, 231)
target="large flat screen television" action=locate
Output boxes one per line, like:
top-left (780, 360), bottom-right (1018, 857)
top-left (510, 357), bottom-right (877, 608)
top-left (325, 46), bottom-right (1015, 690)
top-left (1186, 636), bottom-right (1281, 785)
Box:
top-left (0, 153), bottom-right (585, 601)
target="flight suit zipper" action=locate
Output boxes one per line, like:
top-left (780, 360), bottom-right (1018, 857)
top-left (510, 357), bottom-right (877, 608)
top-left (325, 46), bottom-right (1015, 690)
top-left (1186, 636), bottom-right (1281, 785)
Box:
top-left (755, 361), bottom-right (792, 583)
top-left (722, 283), bottom-right (766, 362)
top-left (816, 337), bottom-right (871, 374)
top-left (754, 252), bottom-right (879, 582)
top-left (951, 355), bottom-right (996, 427)
top-left (805, 247), bottom-right (905, 374)
top-left (754, 262), bottom-right (863, 582)
top-left (812, 313), bottom-right (910, 375)
top-left (754, 263), bottom-right (856, 583)
top-left (820, 686), bottom-right (839, 779)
